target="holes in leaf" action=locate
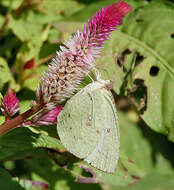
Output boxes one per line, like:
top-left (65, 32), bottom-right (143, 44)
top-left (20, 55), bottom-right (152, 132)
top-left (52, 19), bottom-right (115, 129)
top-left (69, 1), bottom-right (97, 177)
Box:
top-left (122, 49), bottom-right (132, 58)
top-left (117, 57), bottom-right (122, 67)
top-left (117, 49), bottom-right (131, 65)
top-left (150, 66), bottom-right (159, 76)
top-left (171, 33), bottom-right (174, 38)
top-left (130, 79), bottom-right (147, 114)
top-left (136, 19), bottom-right (144, 23)
top-left (135, 53), bottom-right (145, 67)
top-left (116, 49), bottom-right (132, 72)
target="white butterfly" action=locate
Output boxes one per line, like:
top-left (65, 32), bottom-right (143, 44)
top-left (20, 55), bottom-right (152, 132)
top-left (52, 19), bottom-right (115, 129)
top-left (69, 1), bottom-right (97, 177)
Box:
top-left (57, 80), bottom-right (120, 173)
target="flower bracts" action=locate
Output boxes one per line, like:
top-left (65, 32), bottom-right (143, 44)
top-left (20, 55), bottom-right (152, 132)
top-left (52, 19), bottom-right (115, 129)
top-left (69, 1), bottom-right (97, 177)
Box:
top-left (36, 1), bottom-right (131, 108)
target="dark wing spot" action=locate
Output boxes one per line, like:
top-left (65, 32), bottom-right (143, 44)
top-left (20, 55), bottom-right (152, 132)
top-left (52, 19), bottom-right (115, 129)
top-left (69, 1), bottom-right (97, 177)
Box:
top-left (136, 19), bottom-right (144, 22)
top-left (107, 128), bottom-right (110, 133)
top-left (87, 121), bottom-right (91, 127)
top-left (87, 92), bottom-right (93, 101)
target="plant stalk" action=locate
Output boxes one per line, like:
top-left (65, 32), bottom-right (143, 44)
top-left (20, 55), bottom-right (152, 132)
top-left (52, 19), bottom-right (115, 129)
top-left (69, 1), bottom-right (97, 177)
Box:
top-left (0, 104), bottom-right (42, 136)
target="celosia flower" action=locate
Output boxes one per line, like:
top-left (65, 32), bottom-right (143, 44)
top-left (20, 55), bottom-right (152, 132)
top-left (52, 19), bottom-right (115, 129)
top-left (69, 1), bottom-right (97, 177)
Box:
top-left (1, 88), bottom-right (19, 117)
top-left (36, 1), bottom-right (131, 108)
top-left (31, 105), bottom-right (64, 125)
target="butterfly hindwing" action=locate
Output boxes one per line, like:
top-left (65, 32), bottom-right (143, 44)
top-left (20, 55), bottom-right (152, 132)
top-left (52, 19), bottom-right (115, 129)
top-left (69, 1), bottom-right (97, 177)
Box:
top-left (57, 81), bottom-right (120, 173)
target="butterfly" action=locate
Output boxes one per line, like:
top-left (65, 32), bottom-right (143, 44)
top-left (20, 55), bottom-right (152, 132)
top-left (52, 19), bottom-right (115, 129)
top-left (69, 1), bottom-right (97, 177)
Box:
top-left (57, 80), bottom-right (120, 173)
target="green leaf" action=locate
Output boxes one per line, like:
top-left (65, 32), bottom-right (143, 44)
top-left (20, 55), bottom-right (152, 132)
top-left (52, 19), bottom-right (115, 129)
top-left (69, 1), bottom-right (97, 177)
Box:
top-left (38, 0), bottom-right (85, 18)
top-left (0, 0), bottom-right (23, 10)
top-left (96, 2), bottom-right (174, 140)
top-left (17, 179), bottom-right (48, 190)
top-left (92, 164), bottom-right (136, 186)
top-left (53, 21), bottom-right (83, 42)
top-left (0, 57), bottom-right (18, 91)
top-left (22, 65), bottom-right (47, 91)
top-left (14, 25), bottom-right (49, 86)
top-left (25, 11), bottom-right (62, 24)
top-left (8, 15), bottom-right (42, 42)
top-left (118, 112), bottom-right (174, 176)
top-left (25, 152), bottom-right (101, 190)
top-left (18, 88), bottom-right (36, 113)
top-left (110, 173), bottom-right (174, 190)
top-left (0, 127), bottom-right (64, 161)
top-left (0, 116), bottom-right (5, 125)
top-left (19, 100), bottom-right (32, 113)
top-left (0, 167), bottom-right (25, 190)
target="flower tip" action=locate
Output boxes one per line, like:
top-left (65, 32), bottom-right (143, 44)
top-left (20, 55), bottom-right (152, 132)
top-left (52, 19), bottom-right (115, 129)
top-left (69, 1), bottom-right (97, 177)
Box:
top-left (1, 88), bottom-right (19, 117)
top-left (7, 88), bottom-right (19, 103)
top-left (107, 1), bottom-right (132, 20)
top-left (114, 1), bottom-right (132, 16)
top-left (103, 1), bottom-right (131, 28)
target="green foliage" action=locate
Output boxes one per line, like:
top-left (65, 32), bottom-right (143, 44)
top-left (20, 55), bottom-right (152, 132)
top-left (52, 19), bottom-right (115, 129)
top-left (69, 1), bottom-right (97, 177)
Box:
top-left (95, 1), bottom-right (174, 141)
top-left (0, 167), bottom-right (25, 190)
top-left (0, 0), bottom-right (174, 189)
top-left (110, 173), bottom-right (174, 190)
top-left (0, 58), bottom-right (18, 91)
top-left (0, 127), bottom-right (64, 161)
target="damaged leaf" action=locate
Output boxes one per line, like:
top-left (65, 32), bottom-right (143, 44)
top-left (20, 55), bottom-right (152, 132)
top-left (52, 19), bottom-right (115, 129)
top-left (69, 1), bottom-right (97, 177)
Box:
top-left (96, 2), bottom-right (174, 140)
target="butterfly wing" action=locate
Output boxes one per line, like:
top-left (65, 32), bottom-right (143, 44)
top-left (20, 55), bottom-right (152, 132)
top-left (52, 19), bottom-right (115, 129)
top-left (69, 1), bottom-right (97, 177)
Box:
top-left (57, 84), bottom-right (102, 159)
top-left (84, 87), bottom-right (120, 173)
top-left (57, 81), bottom-right (120, 173)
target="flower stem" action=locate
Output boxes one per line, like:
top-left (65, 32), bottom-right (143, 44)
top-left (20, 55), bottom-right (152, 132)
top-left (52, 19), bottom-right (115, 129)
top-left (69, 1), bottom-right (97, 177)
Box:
top-left (0, 104), bottom-right (42, 136)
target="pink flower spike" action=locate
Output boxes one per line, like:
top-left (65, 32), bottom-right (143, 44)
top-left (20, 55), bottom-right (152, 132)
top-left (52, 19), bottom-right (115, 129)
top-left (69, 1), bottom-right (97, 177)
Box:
top-left (1, 88), bottom-right (19, 117)
top-left (31, 106), bottom-right (64, 126)
top-left (36, 1), bottom-right (131, 107)
top-left (79, 1), bottom-right (132, 56)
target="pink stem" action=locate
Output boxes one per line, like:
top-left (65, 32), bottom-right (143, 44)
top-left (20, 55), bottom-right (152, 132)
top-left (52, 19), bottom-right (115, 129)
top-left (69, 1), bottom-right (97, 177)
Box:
top-left (0, 104), bottom-right (42, 136)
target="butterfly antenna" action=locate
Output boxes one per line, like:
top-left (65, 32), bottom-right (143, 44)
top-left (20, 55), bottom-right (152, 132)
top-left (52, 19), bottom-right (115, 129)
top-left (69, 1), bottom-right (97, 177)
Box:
top-left (95, 66), bottom-right (110, 80)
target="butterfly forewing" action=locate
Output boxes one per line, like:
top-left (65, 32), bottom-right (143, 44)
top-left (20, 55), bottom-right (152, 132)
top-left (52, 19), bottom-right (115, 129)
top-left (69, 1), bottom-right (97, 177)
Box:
top-left (57, 84), bottom-right (102, 158)
top-left (57, 81), bottom-right (120, 173)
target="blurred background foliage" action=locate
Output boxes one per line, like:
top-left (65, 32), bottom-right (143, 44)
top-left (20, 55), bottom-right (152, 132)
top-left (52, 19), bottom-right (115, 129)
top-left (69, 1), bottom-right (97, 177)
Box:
top-left (0, 0), bottom-right (174, 189)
